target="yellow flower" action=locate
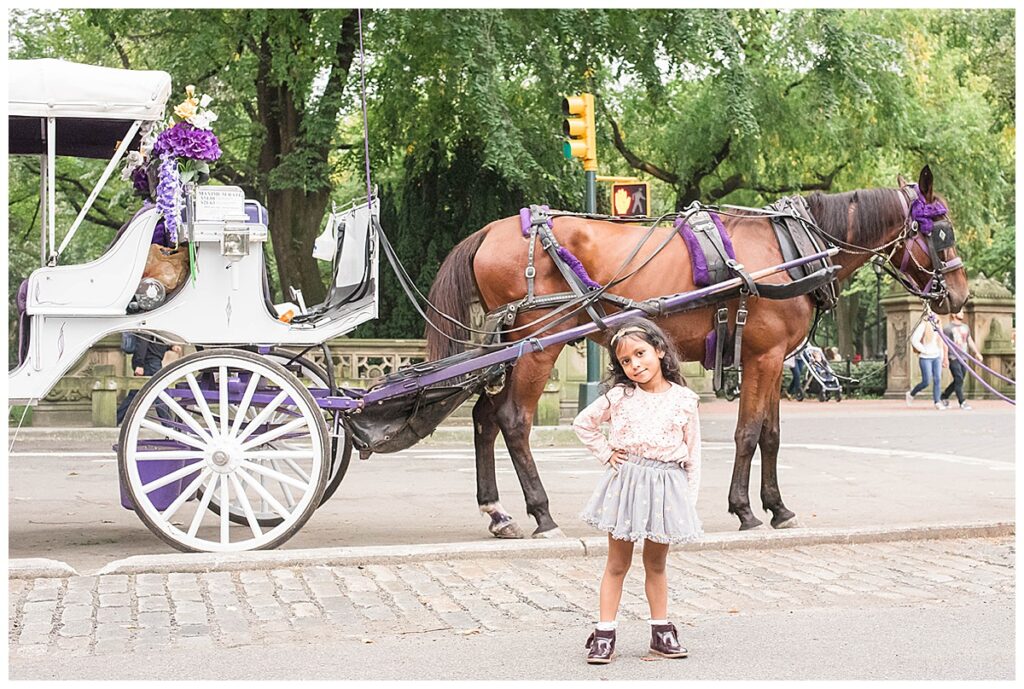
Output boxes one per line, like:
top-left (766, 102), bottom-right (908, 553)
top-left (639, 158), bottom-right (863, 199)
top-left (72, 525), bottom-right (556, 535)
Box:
top-left (174, 99), bottom-right (198, 120)
top-left (174, 85), bottom-right (200, 121)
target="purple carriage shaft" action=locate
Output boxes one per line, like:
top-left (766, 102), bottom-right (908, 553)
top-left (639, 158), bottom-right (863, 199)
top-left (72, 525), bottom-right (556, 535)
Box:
top-left (339, 249), bottom-right (837, 408)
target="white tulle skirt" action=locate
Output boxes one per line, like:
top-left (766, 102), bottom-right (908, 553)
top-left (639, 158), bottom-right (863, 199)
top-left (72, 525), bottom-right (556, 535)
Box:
top-left (580, 456), bottom-right (703, 545)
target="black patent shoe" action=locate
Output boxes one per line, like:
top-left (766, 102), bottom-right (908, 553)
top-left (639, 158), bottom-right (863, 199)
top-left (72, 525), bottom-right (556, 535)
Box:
top-left (650, 622), bottom-right (688, 658)
top-left (585, 628), bottom-right (616, 664)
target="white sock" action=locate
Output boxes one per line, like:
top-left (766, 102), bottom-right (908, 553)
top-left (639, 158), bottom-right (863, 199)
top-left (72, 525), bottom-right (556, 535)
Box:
top-left (648, 619), bottom-right (668, 626)
top-left (596, 620), bottom-right (618, 631)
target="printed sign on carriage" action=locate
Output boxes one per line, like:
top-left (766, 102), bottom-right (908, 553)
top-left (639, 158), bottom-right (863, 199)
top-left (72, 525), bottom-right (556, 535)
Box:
top-left (611, 182), bottom-right (650, 216)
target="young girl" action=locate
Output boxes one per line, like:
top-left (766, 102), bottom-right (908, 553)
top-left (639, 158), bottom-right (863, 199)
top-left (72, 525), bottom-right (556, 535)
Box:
top-left (573, 318), bottom-right (702, 665)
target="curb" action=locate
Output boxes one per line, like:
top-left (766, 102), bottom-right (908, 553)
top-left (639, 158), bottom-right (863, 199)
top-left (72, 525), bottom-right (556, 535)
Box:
top-left (9, 520), bottom-right (1013, 580)
top-left (6, 425), bottom-right (582, 447)
top-left (8, 558), bottom-right (79, 580)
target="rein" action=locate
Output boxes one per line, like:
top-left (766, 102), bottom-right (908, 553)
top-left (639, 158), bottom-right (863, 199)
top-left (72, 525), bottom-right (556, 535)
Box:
top-left (926, 312), bottom-right (1016, 405)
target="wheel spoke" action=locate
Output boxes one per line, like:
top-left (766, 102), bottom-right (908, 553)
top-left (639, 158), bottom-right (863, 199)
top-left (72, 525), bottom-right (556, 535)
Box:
top-left (220, 474), bottom-right (230, 544)
top-left (139, 418), bottom-right (208, 451)
top-left (240, 450), bottom-right (316, 462)
top-left (187, 472), bottom-right (218, 537)
top-left (219, 366), bottom-right (230, 438)
top-left (185, 372), bottom-right (220, 439)
top-left (157, 391), bottom-right (213, 444)
top-left (281, 457), bottom-right (312, 483)
top-left (237, 459), bottom-right (310, 491)
top-left (229, 472), bottom-right (263, 539)
top-left (162, 467), bottom-right (212, 522)
top-left (140, 461), bottom-right (203, 494)
top-left (239, 417), bottom-right (309, 452)
top-left (229, 373), bottom-right (262, 438)
top-left (132, 449), bottom-right (205, 461)
top-left (236, 391), bottom-right (289, 444)
top-left (270, 459), bottom-right (297, 509)
top-left (236, 468), bottom-right (291, 519)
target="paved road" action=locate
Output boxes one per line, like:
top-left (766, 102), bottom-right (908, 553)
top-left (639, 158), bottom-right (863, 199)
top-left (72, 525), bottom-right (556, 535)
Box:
top-left (8, 400), bottom-right (1014, 573)
top-left (8, 536), bottom-right (1015, 680)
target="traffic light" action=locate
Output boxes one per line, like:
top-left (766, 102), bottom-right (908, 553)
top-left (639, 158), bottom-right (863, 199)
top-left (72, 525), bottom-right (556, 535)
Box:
top-left (562, 93), bottom-right (596, 171)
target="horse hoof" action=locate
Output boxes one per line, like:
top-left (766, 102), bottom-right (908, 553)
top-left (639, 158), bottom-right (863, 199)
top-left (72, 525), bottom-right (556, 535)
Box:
top-left (738, 517), bottom-right (763, 531)
top-left (532, 527), bottom-right (566, 539)
top-left (490, 520), bottom-right (525, 539)
top-left (773, 516), bottom-right (801, 529)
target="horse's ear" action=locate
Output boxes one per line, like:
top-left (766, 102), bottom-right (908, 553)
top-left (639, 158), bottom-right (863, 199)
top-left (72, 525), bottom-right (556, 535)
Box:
top-left (918, 165), bottom-right (934, 202)
top-left (897, 174), bottom-right (909, 188)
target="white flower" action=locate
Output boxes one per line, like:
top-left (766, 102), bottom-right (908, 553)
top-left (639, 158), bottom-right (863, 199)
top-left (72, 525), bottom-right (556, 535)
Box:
top-left (199, 94), bottom-right (212, 108)
top-left (121, 150), bottom-right (145, 179)
top-left (190, 110), bottom-right (219, 131)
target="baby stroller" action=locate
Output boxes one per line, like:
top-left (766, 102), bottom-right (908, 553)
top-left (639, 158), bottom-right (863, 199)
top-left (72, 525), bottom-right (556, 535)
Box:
top-left (798, 346), bottom-right (846, 402)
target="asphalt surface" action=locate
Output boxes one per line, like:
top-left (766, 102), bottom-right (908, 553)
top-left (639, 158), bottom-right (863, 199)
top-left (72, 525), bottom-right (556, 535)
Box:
top-left (7, 398), bottom-right (1015, 573)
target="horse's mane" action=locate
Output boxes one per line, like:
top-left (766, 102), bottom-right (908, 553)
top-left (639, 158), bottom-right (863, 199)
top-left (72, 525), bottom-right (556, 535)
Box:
top-left (804, 188), bottom-right (906, 248)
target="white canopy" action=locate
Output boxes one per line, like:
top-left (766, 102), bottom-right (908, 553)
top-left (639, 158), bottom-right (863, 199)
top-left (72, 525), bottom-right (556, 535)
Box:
top-left (8, 58), bottom-right (172, 121)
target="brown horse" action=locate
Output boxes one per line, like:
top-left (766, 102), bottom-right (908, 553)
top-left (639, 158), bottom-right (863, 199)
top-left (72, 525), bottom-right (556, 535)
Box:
top-left (425, 166), bottom-right (969, 537)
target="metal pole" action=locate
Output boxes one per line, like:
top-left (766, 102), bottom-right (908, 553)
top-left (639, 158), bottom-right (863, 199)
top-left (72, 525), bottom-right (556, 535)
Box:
top-left (579, 169), bottom-right (601, 410)
top-left (875, 272), bottom-right (882, 358)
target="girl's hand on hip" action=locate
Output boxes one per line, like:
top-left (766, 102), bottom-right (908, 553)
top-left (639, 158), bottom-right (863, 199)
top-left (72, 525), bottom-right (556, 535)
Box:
top-left (608, 449), bottom-right (627, 473)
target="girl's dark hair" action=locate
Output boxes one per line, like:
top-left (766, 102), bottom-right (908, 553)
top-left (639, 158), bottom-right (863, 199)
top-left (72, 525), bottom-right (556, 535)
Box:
top-left (602, 317), bottom-right (686, 391)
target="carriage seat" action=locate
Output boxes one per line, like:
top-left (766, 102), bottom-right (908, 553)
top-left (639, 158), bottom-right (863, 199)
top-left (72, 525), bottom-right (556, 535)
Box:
top-left (25, 206), bottom-right (159, 316)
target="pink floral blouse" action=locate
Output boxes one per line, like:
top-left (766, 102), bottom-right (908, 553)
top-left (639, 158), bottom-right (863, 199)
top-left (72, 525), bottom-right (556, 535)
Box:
top-left (573, 382), bottom-right (702, 504)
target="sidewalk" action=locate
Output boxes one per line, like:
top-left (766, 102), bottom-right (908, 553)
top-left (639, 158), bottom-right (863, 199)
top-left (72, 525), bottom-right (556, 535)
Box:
top-left (8, 534), bottom-right (1015, 672)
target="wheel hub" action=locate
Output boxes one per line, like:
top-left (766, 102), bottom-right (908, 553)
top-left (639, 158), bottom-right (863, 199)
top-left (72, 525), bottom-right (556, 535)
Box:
top-left (205, 441), bottom-right (242, 474)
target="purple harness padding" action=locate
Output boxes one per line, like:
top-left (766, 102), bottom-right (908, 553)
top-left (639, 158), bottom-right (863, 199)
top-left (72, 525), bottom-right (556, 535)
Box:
top-left (519, 206), bottom-right (601, 289)
top-left (673, 211), bottom-right (736, 287)
top-left (703, 329), bottom-right (734, 371)
top-left (676, 210), bottom-right (739, 370)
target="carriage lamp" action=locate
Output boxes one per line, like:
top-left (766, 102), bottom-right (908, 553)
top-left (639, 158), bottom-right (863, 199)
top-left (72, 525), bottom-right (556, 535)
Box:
top-left (135, 277), bottom-right (166, 311)
top-left (221, 226), bottom-right (250, 259)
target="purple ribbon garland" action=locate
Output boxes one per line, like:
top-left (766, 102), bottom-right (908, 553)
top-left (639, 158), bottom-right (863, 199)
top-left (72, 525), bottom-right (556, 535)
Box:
top-left (927, 315), bottom-right (1016, 405)
top-left (156, 152), bottom-right (180, 244)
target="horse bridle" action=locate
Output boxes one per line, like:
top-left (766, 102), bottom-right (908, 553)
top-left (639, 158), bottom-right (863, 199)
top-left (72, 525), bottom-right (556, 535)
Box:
top-left (880, 184), bottom-right (963, 304)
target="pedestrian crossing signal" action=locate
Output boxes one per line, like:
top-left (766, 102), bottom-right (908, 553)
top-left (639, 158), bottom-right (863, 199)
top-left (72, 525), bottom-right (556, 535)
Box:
top-left (611, 182), bottom-right (650, 216)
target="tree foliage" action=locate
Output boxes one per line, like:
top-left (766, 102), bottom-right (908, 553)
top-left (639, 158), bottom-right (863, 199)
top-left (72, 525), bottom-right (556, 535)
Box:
top-left (7, 8), bottom-right (1014, 362)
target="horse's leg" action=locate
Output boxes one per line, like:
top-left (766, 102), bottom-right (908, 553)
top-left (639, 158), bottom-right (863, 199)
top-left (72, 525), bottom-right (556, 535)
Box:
top-left (728, 357), bottom-right (780, 530)
top-left (493, 344), bottom-right (565, 537)
top-left (758, 381), bottom-right (799, 528)
top-left (473, 388), bottom-right (525, 539)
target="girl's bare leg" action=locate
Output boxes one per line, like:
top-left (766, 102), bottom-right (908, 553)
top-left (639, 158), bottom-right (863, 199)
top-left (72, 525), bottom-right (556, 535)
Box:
top-left (642, 540), bottom-right (670, 619)
top-left (599, 536), bottom-right (635, 621)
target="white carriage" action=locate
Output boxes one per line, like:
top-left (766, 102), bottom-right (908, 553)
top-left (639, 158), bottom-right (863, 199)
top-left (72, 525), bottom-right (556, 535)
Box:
top-left (9, 59), bottom-right (380, 552)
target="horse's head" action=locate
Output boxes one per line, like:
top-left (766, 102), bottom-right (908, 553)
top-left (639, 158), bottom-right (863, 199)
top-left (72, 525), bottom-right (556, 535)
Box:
top-left (890, 166), bottom-right (969, 314)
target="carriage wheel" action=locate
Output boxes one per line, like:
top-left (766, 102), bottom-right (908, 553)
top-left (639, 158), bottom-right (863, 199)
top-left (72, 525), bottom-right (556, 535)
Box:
top-left (202, 350), bottom-right (352, 527)
top-left (835, 389), bottom-right (843, 402)
top-left (818, 389), bottom-right (827, 402)
top-left (118, 348), bottom-right (330, 552)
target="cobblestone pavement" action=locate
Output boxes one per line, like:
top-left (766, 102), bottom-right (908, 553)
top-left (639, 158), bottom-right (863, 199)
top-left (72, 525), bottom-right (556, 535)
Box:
top-left (8, 537), bottom-right (1014, 660)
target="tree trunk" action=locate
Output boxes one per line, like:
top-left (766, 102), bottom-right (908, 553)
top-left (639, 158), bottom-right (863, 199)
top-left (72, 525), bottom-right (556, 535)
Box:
top-left (835, 292), bottom-right (861, 358)
top-left (266, 187), bottom-right (330, 304)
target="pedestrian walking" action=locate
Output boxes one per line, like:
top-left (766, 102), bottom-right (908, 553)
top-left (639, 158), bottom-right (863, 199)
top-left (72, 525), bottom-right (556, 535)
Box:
top-left (906, 317), bottom-right (948, 410)
top-left (783, 352), bottom-right (804, 401)
top-left (940, 310), bottom-right (982, 410)
top-left (573, 318), bottom-right (702, 665)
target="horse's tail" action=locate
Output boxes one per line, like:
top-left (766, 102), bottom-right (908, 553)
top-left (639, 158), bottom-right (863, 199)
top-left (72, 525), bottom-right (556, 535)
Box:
top-left (425, 228), bottom-right (489, 361)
